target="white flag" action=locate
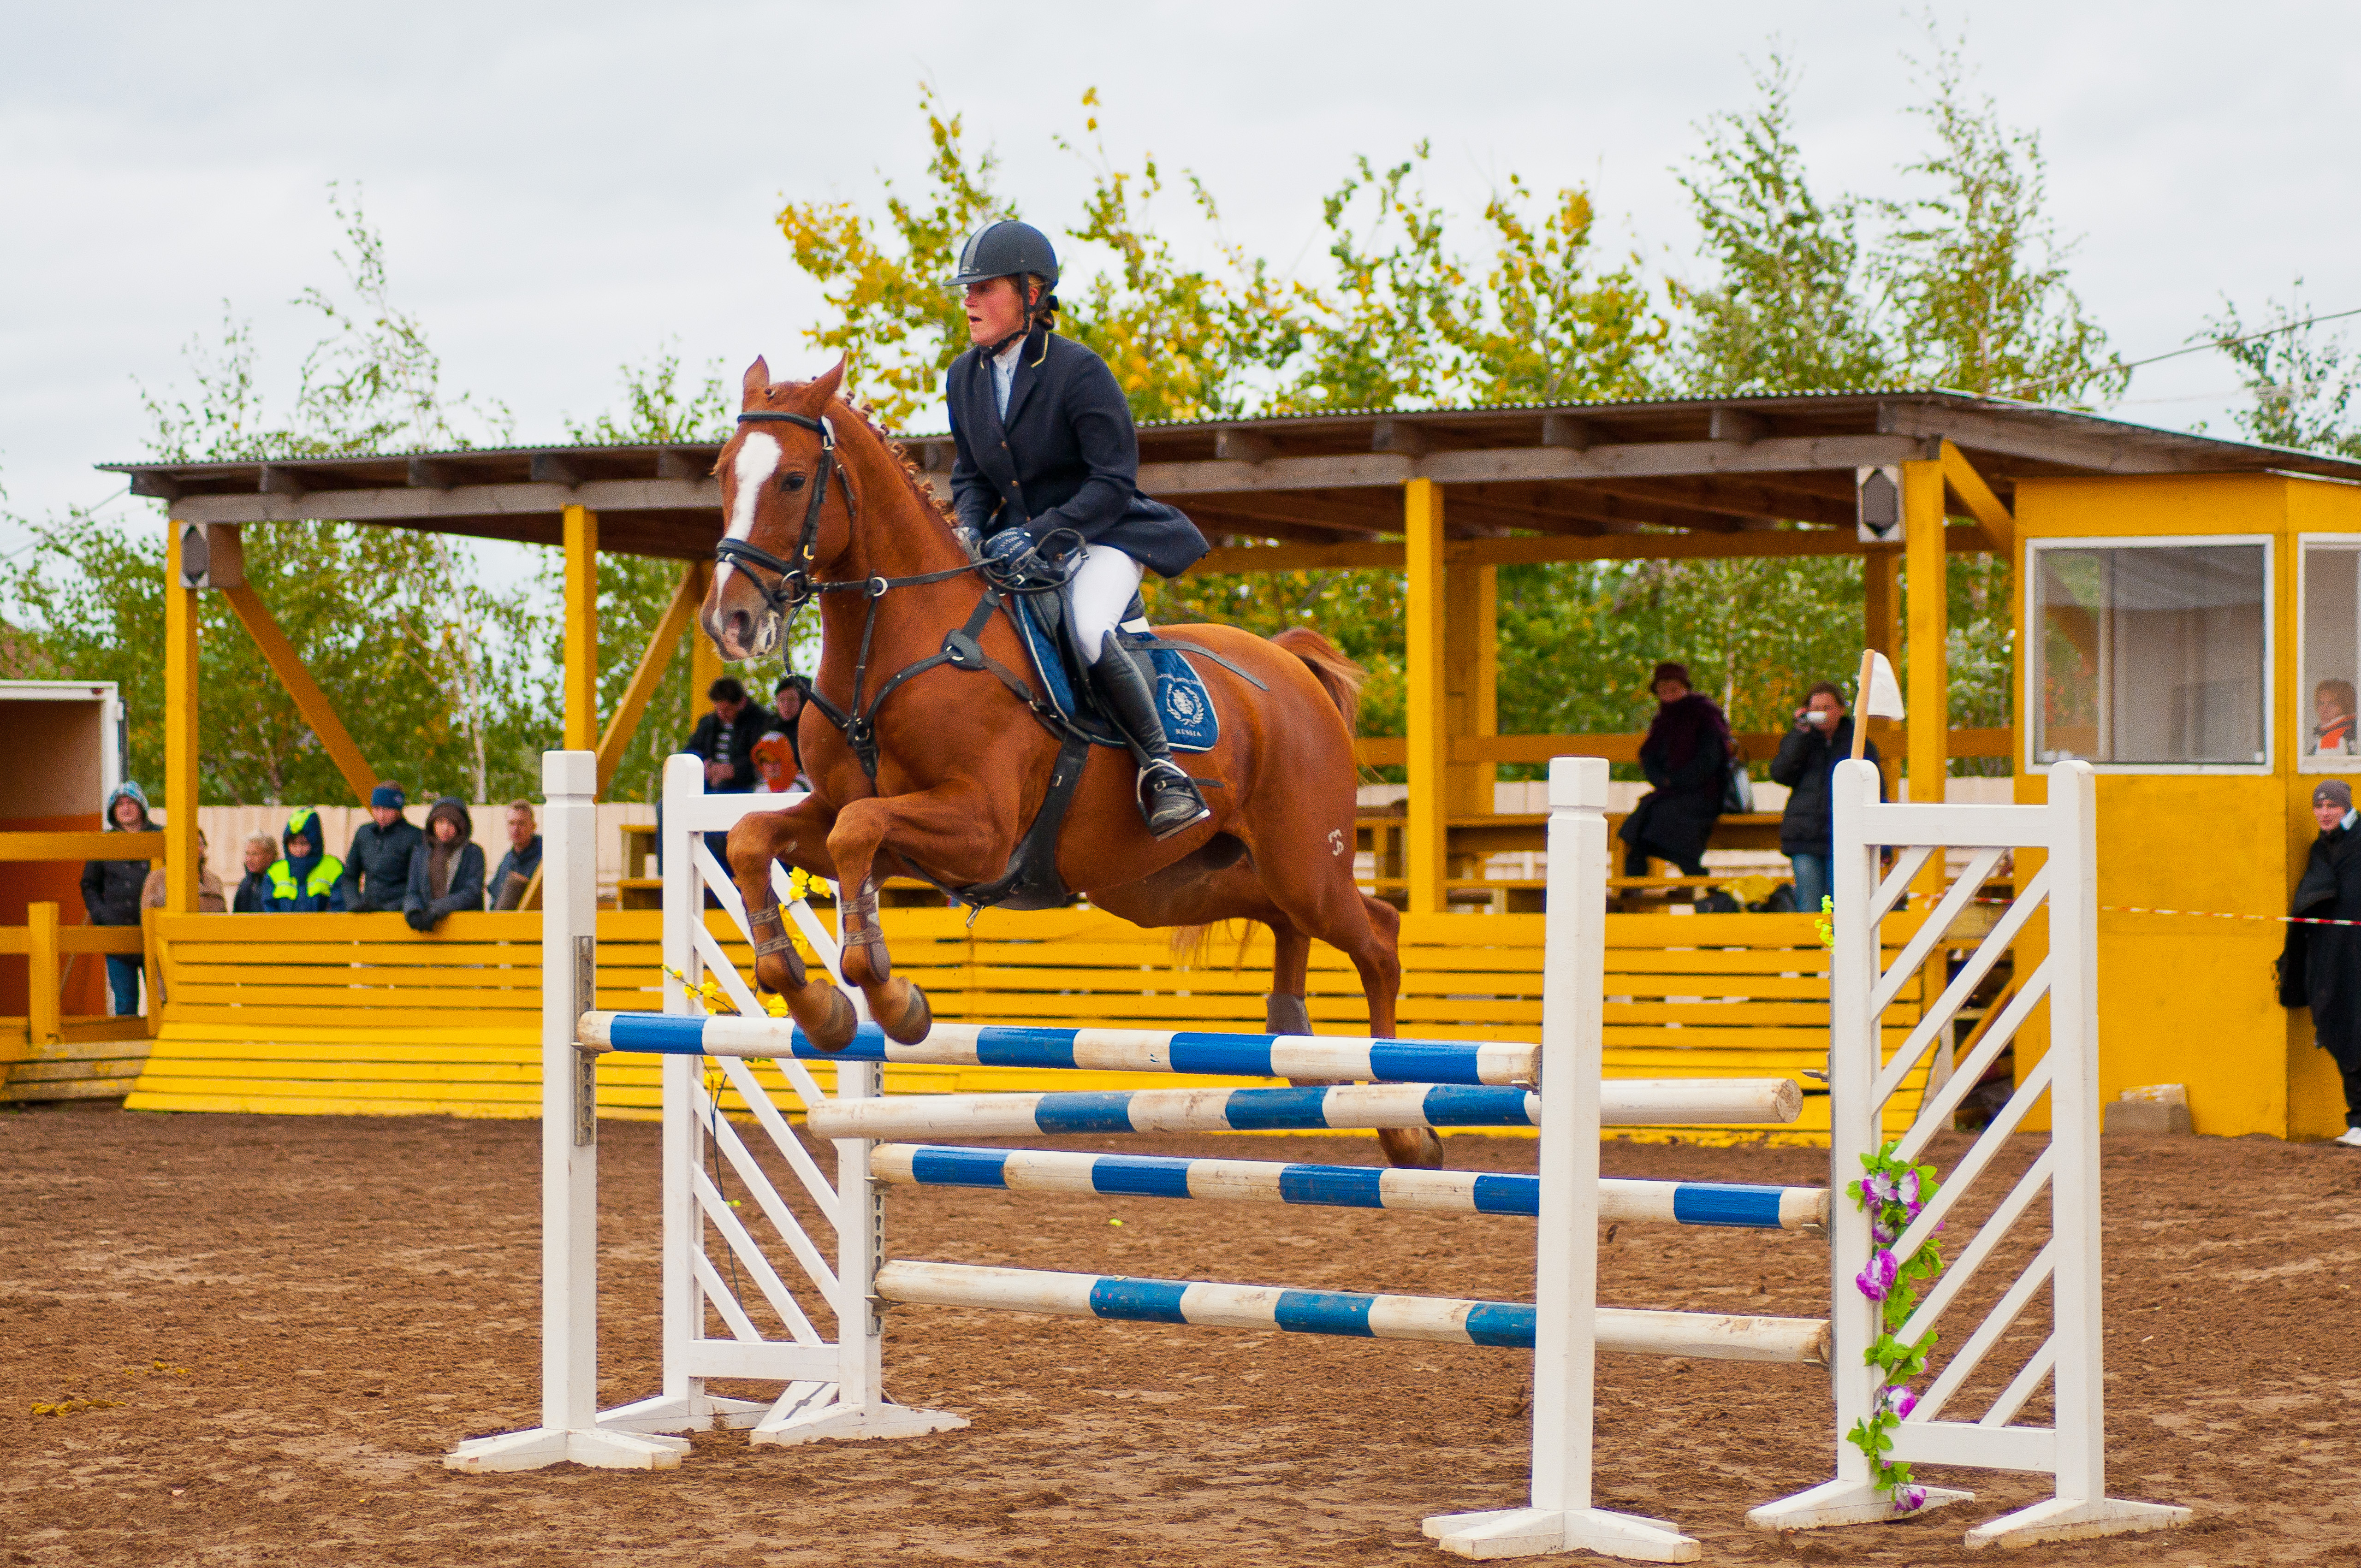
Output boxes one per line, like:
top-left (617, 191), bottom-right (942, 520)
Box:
top-left (1859, 650), bottom-right (1905, 720)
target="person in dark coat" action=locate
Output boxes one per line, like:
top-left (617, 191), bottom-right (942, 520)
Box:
top-left (684, 678), bottom-right (770, 794)
top-left (1618, 662), bottom-right (1732, 886)
top-left (232, 832), bottom-right (278, 914)
top-left (81, 780), bottom-right (154, 1015)
top-left (403, 797), bottom-right (485, 932)
top-left (943, 217), bottom-right (1213, 839)
top-left (489, 800), bottom-right (542, 912)
top-left (338, 781), bottom-right (424, 912)
top-left (1768, 680), bottom-right (1882, 915)
top-left (2280, 779), bottom-right (2361, 1148)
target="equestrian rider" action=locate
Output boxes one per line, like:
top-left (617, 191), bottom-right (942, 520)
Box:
top-left (943, 219), bottom-right (1215, 840)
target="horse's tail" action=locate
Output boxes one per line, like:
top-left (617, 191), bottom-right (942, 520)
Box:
top-left (1270, 625), bottom-right (1365, 736)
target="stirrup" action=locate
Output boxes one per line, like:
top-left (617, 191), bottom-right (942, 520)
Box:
top-left (1137, 759), bottom-right (1211, 840)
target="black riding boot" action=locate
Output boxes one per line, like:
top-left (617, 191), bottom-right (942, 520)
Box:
top-left (1090, 632), bottom-right (1212, 840)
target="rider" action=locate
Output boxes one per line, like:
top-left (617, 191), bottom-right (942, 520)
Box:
top-left (943, 219), bottom-right (1214, 840)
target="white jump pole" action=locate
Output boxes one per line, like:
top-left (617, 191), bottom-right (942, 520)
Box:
top-left (1422, 756), bottom-right (1701, 1562)
top-left (446, 750), bottom-right (688, 1471)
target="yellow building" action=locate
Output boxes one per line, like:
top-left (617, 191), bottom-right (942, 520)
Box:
top-left (97, 393), bottom-right (2361, 1140)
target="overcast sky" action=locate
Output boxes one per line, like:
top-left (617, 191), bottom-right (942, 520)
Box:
top-left (4, 0), bottom-right (2357, 555)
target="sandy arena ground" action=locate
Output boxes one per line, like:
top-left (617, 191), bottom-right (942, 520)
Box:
top-left (4, 1103), bottom-right (2358, 1566)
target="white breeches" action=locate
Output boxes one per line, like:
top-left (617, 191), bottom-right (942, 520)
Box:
top-left (1069, 544), bottom-right (1145, 664)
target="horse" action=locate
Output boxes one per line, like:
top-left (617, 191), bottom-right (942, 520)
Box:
top-left (699, 357), bottom-right (1437, 1169)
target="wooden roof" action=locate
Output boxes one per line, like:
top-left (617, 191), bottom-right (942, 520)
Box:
top-left (99, 391), bottom-right (2361, 566)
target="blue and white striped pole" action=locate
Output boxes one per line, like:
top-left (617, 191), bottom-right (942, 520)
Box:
top-left (577, 1012), bottom-right (1539, 1087)
top-left (805, 1077), bottom-right (1800, 1141)
top-left (874, 1260), bottom-right (1829, 1364)
top-left (868, 1144), bottom-right (1828, 1230)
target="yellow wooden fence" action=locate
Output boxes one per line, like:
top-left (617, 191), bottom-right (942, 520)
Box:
top-left (124, 907), bottom-right (1946, 1145)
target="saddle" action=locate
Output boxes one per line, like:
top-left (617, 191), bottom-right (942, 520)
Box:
top-left (1008, 586), bottom-right (1221, 754)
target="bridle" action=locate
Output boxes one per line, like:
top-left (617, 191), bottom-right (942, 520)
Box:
top-left (713, 409), bottom-right (863, 615)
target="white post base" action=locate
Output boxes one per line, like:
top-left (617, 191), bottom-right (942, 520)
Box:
top-left (595, 1392), bottom-right (773, 1434)
top-left (1747, 1477), bottom-right (1975, 1531)
top-left (1421, 1506), bottom-right (1700, 1562)
top-left (1962, 1497), bottom-right (2192, 1550)
top-left (444, 1426), bottom-right (690, 1473)
top-left (747, 1388), bottom-right (969, 1447)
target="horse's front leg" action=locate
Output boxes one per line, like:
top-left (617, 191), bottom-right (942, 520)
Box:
top-left (826, 776), bottom-right (1002, 1045)
top-left (726, 793), bottom-right (857, 1052)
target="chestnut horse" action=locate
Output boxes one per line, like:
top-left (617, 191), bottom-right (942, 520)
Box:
top-left (700, 358), bottom-right (1435, 1169)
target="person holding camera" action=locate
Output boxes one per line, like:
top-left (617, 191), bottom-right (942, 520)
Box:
top-left (1769, 680), bottom-right (1881, 915)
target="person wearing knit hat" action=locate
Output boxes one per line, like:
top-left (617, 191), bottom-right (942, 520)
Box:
top-left (2281, 777), bottom-right (2361, 1147)
top-left (338, 781), bottom-right (424, 913)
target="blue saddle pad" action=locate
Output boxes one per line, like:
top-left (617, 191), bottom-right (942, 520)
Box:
top-left (1009, 597), bottom-right (1219, 752)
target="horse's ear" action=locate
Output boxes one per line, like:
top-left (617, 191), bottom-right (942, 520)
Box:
top-left (804, 357), bottom-right (847, 410)
top-left (741, 357), bottom-right (771, 409)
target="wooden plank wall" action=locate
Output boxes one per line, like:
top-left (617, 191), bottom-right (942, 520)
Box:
top-left (124, 908), bottom-right (1939, 1145)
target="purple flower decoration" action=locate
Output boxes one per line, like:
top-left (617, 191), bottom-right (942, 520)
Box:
top-left (1865, 1171), bottom-right (1900, 1205)
top-left (1871, 1213), bottom-right (1898, 1246)
top-left (1881, 1385), bottom-right (1918, 1420)
top-left (1898, 1170), bottom-right (1921, 1207)
top-left (1897, 1484), bottom-right (1927, 1512)
top-left (1855, 1250), bottom-right (1898, 1302)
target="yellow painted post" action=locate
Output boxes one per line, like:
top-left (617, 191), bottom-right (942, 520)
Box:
top-left (26, 901), bottom-right (59, 1044)
top-left (1864, 548), bottom-right (1903, 797)
top-left (563, 505), bottom-right (599, 755)
top-left (1406, 479), bottom-right (1448, 914)
top-left (688, 562), bottom-right (726, 706)
top-left (1443, 563), bottom-right (1498, 817)
top-left (164, 524), bottom-right (201, 915)
top-left (1904, 461), bottom-right (1948, 902)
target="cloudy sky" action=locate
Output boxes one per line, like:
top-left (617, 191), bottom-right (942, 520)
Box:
top-left (3, 0), bottom-right (2357, 550)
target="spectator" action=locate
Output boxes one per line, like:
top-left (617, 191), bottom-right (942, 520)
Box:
top-left (685, 677), bottom-right (768, 794)
top-left (2281, 780), bottom-right (2361, 1148)
top-left (1769, 681), bottom-right (1882, 916)
top-left (81, 781), bottom-right (155, 1015)
top-left (769, 676), bottom-right (805, 774)
top-left (232, 832), bottom-right (278, 913)
top-left (751, 733), bottom-right (798, 794)
top-left (140, 829), bottom-right (227, 914)
top-left (2314, 679), bottom-right (2358, 757)
top-left (1618, 662), bottom-right (1732, 890)
top-left (338, 782), bottom-right (424, 912)
top-left (404, 797), bottom-right (485, 931)
top-left (489, 800), bottom-right (542, 912)
top-left (266, 809), bottom-right (346, 911)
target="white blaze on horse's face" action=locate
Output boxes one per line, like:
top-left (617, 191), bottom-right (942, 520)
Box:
top-left (716, 430), bottom-right (784, 600)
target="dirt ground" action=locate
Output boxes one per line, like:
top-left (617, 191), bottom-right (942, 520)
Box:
top-left (4, 1103), bottom-right (2357, 1567)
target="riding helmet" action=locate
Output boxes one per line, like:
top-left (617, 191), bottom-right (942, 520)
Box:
top-left (944, 219), bottom-right (1060, 290)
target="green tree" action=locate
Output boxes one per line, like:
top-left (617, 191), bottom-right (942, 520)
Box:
top-left (2202, 287), bottom-right (2361, 459)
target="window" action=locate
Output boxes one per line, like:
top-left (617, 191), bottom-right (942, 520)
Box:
top-left (2301, 539), bottom-right (2361, 770)
top-left (2031, 539), bottom-right (2269, 769)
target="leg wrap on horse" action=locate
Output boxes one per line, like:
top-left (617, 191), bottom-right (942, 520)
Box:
top-left (747, 904), bottom-right (809, 991)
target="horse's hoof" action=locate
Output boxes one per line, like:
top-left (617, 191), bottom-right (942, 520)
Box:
top-left (873, 978), bottom-right (932, 1045)
top-left (795, 985), bottom-right (859, 1053)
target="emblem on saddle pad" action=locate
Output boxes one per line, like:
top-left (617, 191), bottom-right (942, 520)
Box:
top-left (1163, 682), bottom-right (1204, 725)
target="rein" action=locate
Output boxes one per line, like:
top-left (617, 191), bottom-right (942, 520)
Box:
top-left (721, 408), bottom-right (1060, 782)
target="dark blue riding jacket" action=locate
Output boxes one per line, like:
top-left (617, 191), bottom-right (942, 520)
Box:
top-left (945, 328), bottom-right (1209, 579)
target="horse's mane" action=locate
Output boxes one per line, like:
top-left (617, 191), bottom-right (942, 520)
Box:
top-left (834, 395), bottom-right (958, 534)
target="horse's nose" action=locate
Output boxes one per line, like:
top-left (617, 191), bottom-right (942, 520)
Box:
top-left (724, 608), bottom-right (755, 657)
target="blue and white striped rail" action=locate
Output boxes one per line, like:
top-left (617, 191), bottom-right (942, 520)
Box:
top-left (870, 1145), bottom-right (1828, 1230)
top-left (576, 1012), bottom-right (1537, 1087)
top-left (806, 1077), bottom-right (1801, 1141)
top-left (874, 1260), bottom-right (1830, 1363)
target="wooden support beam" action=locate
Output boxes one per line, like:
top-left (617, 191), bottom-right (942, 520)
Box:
top-left (654, 449), bottom-right (711, 481)
top-left (27, 901), bottom-right (59, 1045)
top-left (1214, 429), bottom-right (1275, 463)
top-left (1372, 419), bottom-right (1430, 458)
top-left (1352, 726), bottom-right (2012, 768)
top-left (1708, 408), bottom-right (1769, 444)
top-left (407, 457), bottom-right (462, 490)
top-left (1864, 548), bottom-right (1904, 797)
top-left (1904, 460), bottom-right (1948, 835)
top-left (1939, 439), bottom-right (2015, 556)
top-left (1540, 413), bottom-right (1602, 450)
top-left (688, 561), bottom-right (725, 710)
top-left (164, 525), bottom-right (201, 915)
top-left (532, 452), bottom-right (588, 488)
top-left (564, 505), bottom-right (599, 751)
top-left (1444, 562), bottom-right (1497, 816)
top-left (1404, 479), bottom-right (1447, 914)
top-left (1189, 524), bottom-right (1993, 575)
top-left (597, 564), bottom-right (703, 796)
top-left (220, 582), bottom-right (381, 805)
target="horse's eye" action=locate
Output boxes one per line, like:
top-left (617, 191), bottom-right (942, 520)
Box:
top-left (780, 471), bottom-right (809, 492)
